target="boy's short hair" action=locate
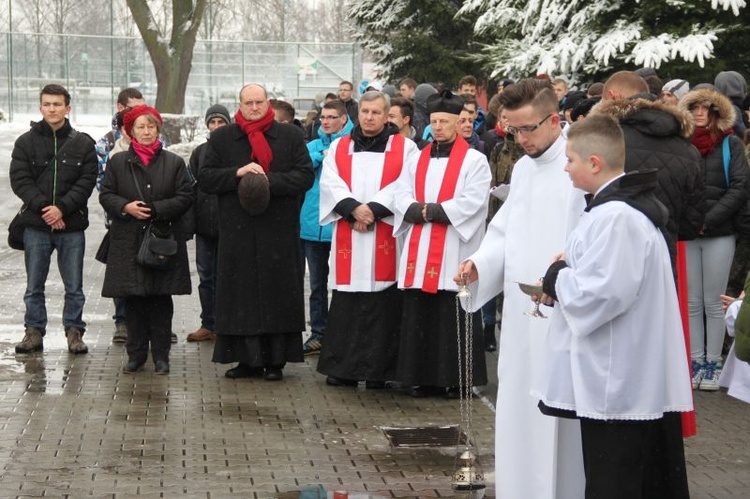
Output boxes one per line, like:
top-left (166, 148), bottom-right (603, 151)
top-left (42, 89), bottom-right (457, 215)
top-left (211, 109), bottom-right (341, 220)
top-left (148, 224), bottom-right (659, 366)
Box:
top-left (339, 80), bottom-right (354, 90)
top-left (566, 114), bottom-right (625, 171)
top-left (269, 99), bottom-right (295, 122)
top-left (458, 75), bottom-right (477, 88)
top-left (117, 87), bottom-right (144, 107)
top-left (553, 78), bottom-right (568, 89)
top-left (399, 77), bottom-right (417, 90)
top-left (499, 78), bottom-right (557, 116)
top-left (322, 99), bottom-right (347, 117)
top-left (40, 84), bottom-right (71, 106)
top-left (390, 97), bottom-right (414, 121)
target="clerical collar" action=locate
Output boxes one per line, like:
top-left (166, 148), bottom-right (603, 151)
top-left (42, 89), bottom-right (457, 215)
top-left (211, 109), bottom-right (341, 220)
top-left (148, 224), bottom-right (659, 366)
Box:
top-left (431, 139), bottom-right (456, 158)
top-left (351, 122), bottom-right (399, 153)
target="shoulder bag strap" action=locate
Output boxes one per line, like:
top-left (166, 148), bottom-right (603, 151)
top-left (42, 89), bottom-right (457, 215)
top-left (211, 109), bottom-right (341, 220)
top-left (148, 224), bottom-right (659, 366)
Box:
top-left (723, 135), bottom-right (731, 187)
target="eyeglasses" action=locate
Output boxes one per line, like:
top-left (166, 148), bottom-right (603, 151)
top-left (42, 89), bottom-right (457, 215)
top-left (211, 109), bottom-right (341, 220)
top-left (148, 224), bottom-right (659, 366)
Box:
top-left (320, 115), bottom-right (341, 121)
top-left (506, 114), bottom-right (553, 135)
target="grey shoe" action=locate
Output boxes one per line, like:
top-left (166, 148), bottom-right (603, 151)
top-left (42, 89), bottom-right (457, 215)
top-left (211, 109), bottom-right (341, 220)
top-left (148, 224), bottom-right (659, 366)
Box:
top-left (112, 324), bottom-right (128, 344)
top-left (65, 327), bottom-right (89, 355)
top-left (15, 327), bottom-right (44, 353)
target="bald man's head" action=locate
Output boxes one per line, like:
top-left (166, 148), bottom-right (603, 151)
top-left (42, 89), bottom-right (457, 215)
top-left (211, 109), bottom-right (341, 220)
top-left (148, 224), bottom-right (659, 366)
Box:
top-left (602, 71), bottom-right (649, 101)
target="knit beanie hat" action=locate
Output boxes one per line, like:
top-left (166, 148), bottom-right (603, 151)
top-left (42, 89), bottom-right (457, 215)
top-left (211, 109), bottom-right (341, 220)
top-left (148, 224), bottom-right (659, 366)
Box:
top-left (662, 79), bottom-right (690, 100)
top-left (123, 105), bottom-right (162, 138)
top-left (205, 104), bottom-right (231, 127)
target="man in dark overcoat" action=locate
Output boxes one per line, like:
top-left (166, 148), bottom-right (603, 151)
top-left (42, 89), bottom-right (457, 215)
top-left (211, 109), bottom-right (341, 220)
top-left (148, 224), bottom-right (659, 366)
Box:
top-left (199, 83), bottom-right (314, 381)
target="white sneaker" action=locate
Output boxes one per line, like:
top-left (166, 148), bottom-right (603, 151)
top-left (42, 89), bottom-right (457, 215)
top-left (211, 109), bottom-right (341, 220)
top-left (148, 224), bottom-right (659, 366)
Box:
top-left (699, 361), bottom-right (722, 391)
top-left (691, 360), bottom-right (704, 390)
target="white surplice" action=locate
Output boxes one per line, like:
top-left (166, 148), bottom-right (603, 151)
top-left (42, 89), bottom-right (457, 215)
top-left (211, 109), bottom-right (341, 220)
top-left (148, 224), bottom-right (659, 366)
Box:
top-left (319, 135), bottom-right (419, 292)
top-left (531, 200), bottom-right (694, 420)
top-left (392, 147), bottom-right (491, 291)
top-left (465, 134), bottom-right (587, 499)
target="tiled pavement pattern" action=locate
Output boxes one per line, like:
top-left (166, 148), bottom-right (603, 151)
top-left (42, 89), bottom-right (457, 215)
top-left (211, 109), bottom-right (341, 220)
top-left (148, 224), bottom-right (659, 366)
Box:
top-left (0, 138), bottom-right (747, 498)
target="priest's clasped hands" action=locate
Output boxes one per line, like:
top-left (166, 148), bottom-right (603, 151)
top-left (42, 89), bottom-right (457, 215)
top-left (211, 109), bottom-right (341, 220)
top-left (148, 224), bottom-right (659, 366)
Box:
top-left (352, 204), bottom-right (375, 233)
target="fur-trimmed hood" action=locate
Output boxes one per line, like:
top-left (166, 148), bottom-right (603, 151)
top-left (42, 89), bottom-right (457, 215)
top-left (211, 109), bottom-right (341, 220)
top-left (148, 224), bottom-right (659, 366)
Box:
top-left (590, 97), bottom-right (695, 139)
top-left (678, 89), bottom-right (736, 132)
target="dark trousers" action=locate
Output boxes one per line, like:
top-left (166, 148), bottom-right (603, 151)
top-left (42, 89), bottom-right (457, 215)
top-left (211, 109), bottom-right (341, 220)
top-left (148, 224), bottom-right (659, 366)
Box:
top-left (113, 297), bottom-right (126, 325)
top-left (196, 235), bottom-right (218, 331)
top-left (125, 295), bottom-right (173, 365)
top-left (300, 239), bottom-right (331, 336)
top-left (580, 412), bottom-right (689, 499)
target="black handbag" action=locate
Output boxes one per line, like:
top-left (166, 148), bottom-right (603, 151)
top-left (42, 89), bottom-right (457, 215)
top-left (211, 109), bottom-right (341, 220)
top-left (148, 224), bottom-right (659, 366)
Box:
top-left (136, 223), bottom-right (177, 269)
top-left (95, 230), bottom-right (110, 264)
top-left (129, 165), bottom-right (177, 269)
top-left (7, 208), bottom-right (26, 250)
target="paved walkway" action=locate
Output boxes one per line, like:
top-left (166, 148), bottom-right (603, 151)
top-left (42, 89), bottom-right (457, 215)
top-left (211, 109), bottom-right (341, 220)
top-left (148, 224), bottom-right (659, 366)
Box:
top-left (0, 131), bottom-right (747, 497)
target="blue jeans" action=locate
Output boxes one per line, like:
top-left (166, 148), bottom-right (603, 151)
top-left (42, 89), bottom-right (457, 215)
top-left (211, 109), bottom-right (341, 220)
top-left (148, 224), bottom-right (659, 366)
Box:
top-left (196, 235), bottom-right (218, 331)
top-left (482, 296), bottom-right (497, 327)
top-left (301, 239), bottom-right (330, 336)
top-left (23, 228), bottom-right (86, 333)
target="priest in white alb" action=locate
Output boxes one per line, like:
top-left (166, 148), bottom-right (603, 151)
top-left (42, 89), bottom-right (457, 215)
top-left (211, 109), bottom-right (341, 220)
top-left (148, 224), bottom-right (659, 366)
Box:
top-left (392, 89), bottom-right (491, 398)
top-left (456, 79), bottom-right (587, 498)
top-left (317, 91), bottom-right (419, 388)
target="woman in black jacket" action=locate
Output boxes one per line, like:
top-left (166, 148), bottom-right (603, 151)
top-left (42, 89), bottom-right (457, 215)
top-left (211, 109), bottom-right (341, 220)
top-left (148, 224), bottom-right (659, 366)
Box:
top-left (680, 89), bottom-right (749, 391)
top-left (100, 106), bottom-right (193, 374)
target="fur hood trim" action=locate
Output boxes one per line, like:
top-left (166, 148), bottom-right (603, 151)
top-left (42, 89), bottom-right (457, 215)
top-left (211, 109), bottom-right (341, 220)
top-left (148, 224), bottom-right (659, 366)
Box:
top-left (678, 89), bottom-right (736, 132)
top-left (591, 97), bottom-right (695, 139)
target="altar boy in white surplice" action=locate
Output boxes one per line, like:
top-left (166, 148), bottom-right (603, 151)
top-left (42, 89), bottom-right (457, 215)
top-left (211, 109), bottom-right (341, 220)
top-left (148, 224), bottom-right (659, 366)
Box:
top-left (535, 115), bottom-right (693, 499)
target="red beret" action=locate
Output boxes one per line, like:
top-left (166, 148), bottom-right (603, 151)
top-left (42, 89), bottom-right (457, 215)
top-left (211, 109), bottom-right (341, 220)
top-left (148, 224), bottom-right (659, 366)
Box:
top-left (123, 105), bottom-right (162, 137)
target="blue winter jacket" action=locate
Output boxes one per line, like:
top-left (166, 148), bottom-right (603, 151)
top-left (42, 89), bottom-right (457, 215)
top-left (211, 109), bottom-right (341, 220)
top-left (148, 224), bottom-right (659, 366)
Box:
top-left (300, 118), bottom-right (355, 242)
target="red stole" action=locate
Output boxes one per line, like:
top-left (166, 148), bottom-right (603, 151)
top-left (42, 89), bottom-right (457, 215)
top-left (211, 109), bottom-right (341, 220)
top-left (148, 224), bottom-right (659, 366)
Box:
top-left (676, 241), bottom-right (697, 437)
top-left (333, 134), bottom-right (405, 285)
top-left (403, 137), bottom-right (469, 293)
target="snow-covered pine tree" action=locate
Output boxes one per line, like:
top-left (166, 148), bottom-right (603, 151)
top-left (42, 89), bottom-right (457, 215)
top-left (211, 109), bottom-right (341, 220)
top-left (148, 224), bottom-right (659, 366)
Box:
top-left (348, 0), bottom-right (487, 86)
top-left (459, 0), bottom-right (750, 83)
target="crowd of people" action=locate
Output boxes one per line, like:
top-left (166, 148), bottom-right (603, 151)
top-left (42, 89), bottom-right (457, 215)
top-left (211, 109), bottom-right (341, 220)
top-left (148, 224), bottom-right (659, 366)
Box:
top-left (9, 66), bottom-right (750, 497)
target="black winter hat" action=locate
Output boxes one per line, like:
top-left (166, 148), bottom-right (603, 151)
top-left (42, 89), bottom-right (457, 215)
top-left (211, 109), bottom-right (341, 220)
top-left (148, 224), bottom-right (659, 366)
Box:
top-left (238, 173), bottom-right (270, 216)
top-left (426, 89), bottom-right (464, 115)
top-left (205, 104), bottom-right (231, 127)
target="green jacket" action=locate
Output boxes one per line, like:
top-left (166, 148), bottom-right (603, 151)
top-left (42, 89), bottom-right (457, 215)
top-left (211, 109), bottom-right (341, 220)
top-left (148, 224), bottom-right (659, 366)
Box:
top-left (733, 271), bottom-right (750, 362)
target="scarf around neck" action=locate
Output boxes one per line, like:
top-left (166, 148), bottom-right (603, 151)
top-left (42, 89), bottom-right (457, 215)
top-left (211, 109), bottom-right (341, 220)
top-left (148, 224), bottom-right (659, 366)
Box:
top-left (692, 126), bottom-right (731, 157)
top-left (234, 107), bottom-right (275, 171)
top-left (132, 139), bottom-right (162, 167)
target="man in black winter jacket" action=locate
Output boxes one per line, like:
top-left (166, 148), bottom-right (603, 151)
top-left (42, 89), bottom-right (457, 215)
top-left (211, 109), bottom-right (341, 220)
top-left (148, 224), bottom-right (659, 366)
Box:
top-left (185, 104), bottom-right (231, 343)
top-left (595, 71), bottom-right (705, 261)
top-left (9, 84), bottom-right (97, 355)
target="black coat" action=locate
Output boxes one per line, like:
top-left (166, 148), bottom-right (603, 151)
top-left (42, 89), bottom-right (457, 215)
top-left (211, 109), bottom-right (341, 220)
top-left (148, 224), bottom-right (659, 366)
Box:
top-left (99, 146), bottom-right (193, 298)
top-left (700, 135), bottom-right (748, 237)
top-left (198, 121), bottom-right (314, 336)
top-left (593, 98), bottom-right (705, 243)
top-left (189, 142), bottom-right (219, 238)
top-left (10, 119), bottom-right (97, 232)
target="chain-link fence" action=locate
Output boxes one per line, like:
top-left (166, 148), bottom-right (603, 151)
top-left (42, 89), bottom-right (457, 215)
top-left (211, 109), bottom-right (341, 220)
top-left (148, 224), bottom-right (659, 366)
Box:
top-left (0, 32), bottom-right (360, 121)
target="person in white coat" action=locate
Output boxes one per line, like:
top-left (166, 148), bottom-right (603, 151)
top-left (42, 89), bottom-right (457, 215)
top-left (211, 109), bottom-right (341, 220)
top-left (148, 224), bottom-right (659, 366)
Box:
top-left (456, 79), bottom-right (586, 499)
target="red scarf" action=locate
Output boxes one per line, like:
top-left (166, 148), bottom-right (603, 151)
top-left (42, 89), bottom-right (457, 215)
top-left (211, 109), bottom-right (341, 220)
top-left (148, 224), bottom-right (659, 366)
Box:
top-left (131, 139), bottom-right (161, 167)
top-left (692, 126), bottom-right (731, 157)
top-left (234, 107), bottom-right (275, 171)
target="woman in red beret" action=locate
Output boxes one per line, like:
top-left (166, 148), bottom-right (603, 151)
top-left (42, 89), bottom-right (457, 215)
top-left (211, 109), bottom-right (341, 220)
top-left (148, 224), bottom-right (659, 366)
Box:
top-left (99, 106), bottom-right (193, 374)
